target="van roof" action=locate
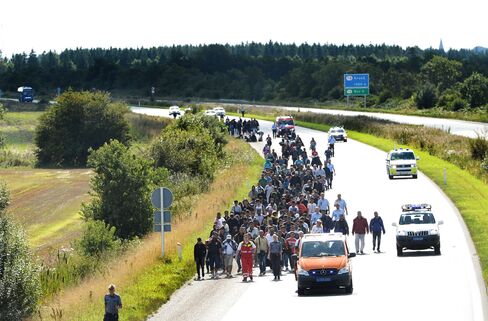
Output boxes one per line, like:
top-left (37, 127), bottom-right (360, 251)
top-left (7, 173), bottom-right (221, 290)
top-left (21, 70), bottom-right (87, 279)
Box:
top-left (302, 233), bottom-right (346, 242)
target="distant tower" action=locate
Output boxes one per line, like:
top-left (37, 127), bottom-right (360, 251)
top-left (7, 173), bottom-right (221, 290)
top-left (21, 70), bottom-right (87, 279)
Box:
top-left (439, 39), bottom-right (445, 52)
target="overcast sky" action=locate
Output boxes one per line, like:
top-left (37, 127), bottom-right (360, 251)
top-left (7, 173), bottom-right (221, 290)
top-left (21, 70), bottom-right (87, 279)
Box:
top-left (0, 0), bottom-right (486, 57)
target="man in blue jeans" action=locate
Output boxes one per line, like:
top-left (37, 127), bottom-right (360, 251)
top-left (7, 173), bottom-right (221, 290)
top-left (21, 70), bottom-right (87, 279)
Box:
top-left (370, 211), bottom-right (386, 253)
top-left (254, 230), bottom-right (269, 276)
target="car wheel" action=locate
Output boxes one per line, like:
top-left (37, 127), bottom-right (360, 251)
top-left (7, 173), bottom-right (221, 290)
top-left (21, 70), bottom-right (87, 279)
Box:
top-left (412, 175), bottom-right (418, 179)
top-left (345, 280), bottom-right (353, 294)
top-left (397, 245), bottom-right (403, 256)
top-left (388, 175), bottom-right (393, 180)
top-left (297, 288), bottom-right (305, 296)
top-left (434, 244), bottom-right (441, 255)
top-left (344, 139), bottom-right (348, 142)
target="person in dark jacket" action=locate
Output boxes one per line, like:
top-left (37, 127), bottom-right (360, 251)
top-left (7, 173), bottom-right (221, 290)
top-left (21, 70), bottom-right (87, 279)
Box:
top-left (334, 214), bottom-right (349, 235)
top-left (194, 238), bottom-right (207, 280)
top-left (352, 211), bottom-right (369, 254)
top-left (369, 211), bottom-right (386, 253)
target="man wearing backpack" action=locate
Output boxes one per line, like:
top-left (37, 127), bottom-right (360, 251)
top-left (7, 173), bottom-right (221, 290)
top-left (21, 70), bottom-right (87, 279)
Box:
top-left (222, 235), bottom-right (238, 278)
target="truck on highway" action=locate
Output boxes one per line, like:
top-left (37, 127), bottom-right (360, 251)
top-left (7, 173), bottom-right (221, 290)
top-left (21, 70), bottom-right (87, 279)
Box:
top-left (275, 116), bottom-right (295, 137)
top-left (17, 86), bottom-right (34, 102)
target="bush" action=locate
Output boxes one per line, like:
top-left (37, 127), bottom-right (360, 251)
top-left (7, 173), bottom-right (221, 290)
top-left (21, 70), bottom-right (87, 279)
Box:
top-left (469, 136), bottom-right (488, 161)
top-left (460, 72), bottom-right (488, 108)
top-left (414, 83), bottom-right (437, 109)
top-left (449, 98), bottom-right (468, 111)
top-left (35, 91), bottom-right (131, 166)
top-left (0, 182), bottom-right (9, 212)
top-left (0, 184), bottom-right (40, 320)
top-left (75, 220), bottom-right (121, 258)
top-left (151, 127), bottom-right (218, 179)
top-left (82, 140), bottom-right (167, 239)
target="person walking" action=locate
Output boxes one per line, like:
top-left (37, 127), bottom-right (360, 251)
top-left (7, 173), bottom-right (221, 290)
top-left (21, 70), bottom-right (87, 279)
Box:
top-left (255, 230), bottom-right (269, 276)
top-left (237, 233), bottom-right (256, 282)
top-left (272, 122), bottom-right (277, 138)
top-left (328, 134), bottom-right (336, 156)
top-left (283, 232), bottom-right (297, 272)
top-left (370, 211), bottom-right (386, 253)
top-left (234, 227), bottom-right (246, 273)
top-left (240, 106), bottom-right (246, 118)
top-left (352, 211), bottom-right (369, 254)
top-left (334, 194), bottom-right (349, 216)
top-left (268, 234), bottom-right (283, 281)
top-left (222, 235), bottom-right (238, 277)
top-left (326, 160), bottom-right (335, 189)
top-left (194, 237), bottom-right (207, 280)
top-left (334, 214), bottom-right (349, 235)
top-left (206, 233), bottom-right (222, 279)
top-left (311, 219), bottom-right (324, 233)
top-left (104, 284), bottom-right (122, 321)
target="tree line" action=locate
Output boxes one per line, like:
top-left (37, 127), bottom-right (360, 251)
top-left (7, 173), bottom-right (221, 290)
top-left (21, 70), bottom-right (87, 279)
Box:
top-left (1, 42), bottom-right (488, 108)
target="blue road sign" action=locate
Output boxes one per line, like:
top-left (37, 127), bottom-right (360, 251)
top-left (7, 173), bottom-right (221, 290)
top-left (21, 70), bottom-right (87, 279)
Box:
top-left (344, 74), bottom-right (369, 88)
top-left (154, 224), bottom-right (162, 232)
top-left (154, 210), bottom-right (171, 224)
top-left (151, 187), bottom-right (174, 209)
top-left (163, 225), bottom-right (172, 232)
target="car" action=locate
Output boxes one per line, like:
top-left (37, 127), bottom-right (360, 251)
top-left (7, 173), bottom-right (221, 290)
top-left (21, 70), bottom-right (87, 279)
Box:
top-left (203, 109), bottom-right (217, 117)
top-left (386, 148), bottom-right (419, 179)
top-left (328, 127), bottom-right (348, 142)
top-left (275, 116), bottom-right (295, 137)
top-left (213, 106), bottom-right (226, 117)
top-left (168, 106), bottom-right (181, 117)
top-left (295, 233), bottom-right (355, 296)
top-left (392, 204), bottom-right (443, 256)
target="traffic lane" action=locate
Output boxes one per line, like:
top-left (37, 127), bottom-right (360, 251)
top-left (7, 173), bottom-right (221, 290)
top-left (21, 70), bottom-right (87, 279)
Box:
top-left (219, 118), bottom-right (485, 321)
top-left (219, 102), bottom-right (488, 138)
top-left (132, 108), bottom-right (486, 321)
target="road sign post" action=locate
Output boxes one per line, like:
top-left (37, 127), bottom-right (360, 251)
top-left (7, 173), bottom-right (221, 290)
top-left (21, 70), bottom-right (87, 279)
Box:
top-left (344, 74), bottom-right (370, 107)
top-left (151, 187), bottom-right (173, 257)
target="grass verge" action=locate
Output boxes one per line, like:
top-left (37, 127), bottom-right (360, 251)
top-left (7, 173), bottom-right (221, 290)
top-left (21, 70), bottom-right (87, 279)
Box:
top-left (231, 111), bottom-right (488, 286)
top-left (32, 138), bottom-right (263, 321)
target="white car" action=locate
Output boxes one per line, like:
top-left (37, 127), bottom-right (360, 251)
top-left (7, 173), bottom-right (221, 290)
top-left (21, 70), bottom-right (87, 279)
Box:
top-left (169, 106), bottom-right (181, 117)
top-left (203, 110), bottom-right (217, 117)
top-left (213, 107), bottom-right (226, 117)
top-left (392, 204), bottom-right (443, 256)
top-left (386, 148), bottom-right (419, 179)
top-left (328, 127), bottom-right (347, 142)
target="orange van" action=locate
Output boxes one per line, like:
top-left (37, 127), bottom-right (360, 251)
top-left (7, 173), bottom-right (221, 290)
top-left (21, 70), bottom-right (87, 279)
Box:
top-left (295, 233), bottom-right (355, 295)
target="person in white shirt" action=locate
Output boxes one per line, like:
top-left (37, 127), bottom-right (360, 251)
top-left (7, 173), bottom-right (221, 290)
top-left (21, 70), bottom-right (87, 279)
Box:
top-left (334, 194), bottom-right (348, 216)
top-left (215, 212), bottom-right (225, 229)
top-left (311, 220), bottom-right (324, 233)
top-left (265, 182), bottom-right (274, 204)
top-left (317, 193), bottom-right (330, 214)
top-left (307, 200), bottom-right (317, 215)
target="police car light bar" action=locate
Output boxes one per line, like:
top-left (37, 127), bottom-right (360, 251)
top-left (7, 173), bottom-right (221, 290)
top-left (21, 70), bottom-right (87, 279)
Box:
top-left (401, 204), bottom-right (432, 212)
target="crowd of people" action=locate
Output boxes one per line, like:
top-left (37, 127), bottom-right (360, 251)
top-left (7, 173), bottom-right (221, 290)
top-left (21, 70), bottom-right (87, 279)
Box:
top-left (194, 124), bottom-right (386, 283)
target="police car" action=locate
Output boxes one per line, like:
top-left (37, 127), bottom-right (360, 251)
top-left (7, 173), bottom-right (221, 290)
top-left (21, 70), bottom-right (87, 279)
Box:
top-left (328, 127), bottom-right (348, 142)
top-left (386, 148), bottom-right (419, 179)
top-left (392, 204), bottom-right (443, 256)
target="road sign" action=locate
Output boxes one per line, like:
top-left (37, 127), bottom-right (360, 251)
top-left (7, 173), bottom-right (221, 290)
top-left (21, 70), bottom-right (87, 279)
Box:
top-left (151, 187), bottom-right (173, 209)
top-left (154, 224), bottom-right (161, 232)
top-left (154, 210), bottom-right (171, 224)
top-left (344, 88), bottom-right (370, 96)
top-left (344, 74), bottom-right (369, 88)
top-left (163, 225), bottom-right (172, 232)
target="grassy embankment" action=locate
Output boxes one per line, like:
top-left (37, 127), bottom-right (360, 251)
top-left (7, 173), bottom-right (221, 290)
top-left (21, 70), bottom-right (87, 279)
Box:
top-left (32, 138), bottom-right (263, 321)
top-left (229, 110), bottom-right (488, 285)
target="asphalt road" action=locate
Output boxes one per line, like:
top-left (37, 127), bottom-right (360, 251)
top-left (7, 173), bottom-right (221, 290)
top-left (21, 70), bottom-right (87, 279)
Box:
top-left (132, 107), bottom-right (487, 321)
top-left (218, 102), bottom-right (488, 138)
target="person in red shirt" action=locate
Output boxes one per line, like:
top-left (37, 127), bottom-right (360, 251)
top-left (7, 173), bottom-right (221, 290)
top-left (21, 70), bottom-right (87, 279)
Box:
top-left (237, 233), bottom-right (256, 282)
top-left (284, 232), bottom-right (297, 272)
top-left (352, 211), bottom-right (369, 254)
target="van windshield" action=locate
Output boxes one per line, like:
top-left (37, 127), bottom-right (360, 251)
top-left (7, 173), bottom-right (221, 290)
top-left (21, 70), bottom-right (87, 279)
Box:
top-left (301, 240), bottom-right (345, 257)
top-left (278, 119), bottom-right (294, 126)
top-left (399, 213), bottom-right (436, 225)
top-left (390, 152), bottom-right (415, 161)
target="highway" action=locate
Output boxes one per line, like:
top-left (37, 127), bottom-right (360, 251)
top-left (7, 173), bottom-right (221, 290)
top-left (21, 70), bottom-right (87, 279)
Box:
top-left (218, 102), bottom-right (488, 138)
top-left (132, 106), bottom-right (487, 321)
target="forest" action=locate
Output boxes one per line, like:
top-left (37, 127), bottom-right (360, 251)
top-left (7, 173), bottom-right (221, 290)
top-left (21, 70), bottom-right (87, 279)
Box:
top-left (1, 42), bottom-right (488, 109)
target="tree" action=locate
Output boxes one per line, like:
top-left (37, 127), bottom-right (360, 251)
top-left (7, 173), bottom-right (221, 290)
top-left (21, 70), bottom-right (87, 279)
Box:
top-left (421, 56), bottom-right (462, 91)
top-left (414, 83), bottom-right (438, 109)
top-left (35, 91), bottom-right (130, 166)
top-left (82, 140), bottom-right (166, 239)
top-left (0, 184), bottom-right (40, 321)
top-left (0, 103), bottom-right (4, 149)
top-left (75, 219), bottom-right (121, 258)
top-left (460, 72), bottom-right (488, 108)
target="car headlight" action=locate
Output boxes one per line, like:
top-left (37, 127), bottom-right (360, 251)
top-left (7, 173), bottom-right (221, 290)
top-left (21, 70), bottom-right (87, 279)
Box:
top-left (338, 267), bottom-right (350, 275)
top-left (297, 267), bottom-right (309, 276)
top-left (411, 164), bottom-right (416, 167)
top-left (397, 230), bottom-right (407, 236)
top-left (391, 165), bottom-right (397, 169)
top-left (429, 229), bottom-right (439, 235)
